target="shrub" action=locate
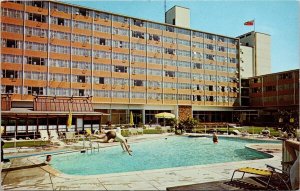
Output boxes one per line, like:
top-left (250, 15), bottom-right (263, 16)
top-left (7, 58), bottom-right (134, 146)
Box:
top-left (143, 129), bottom-right (162, 134)
top-left (121, 129), bottom-right (130, 137)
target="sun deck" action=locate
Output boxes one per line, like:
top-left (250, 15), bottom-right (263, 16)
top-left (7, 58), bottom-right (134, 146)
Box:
top-left (1, 134), bottom-right (283, 190)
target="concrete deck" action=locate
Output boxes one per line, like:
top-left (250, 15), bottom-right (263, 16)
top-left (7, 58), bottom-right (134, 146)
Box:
top-left (1, 134), bottom-right (282, 190)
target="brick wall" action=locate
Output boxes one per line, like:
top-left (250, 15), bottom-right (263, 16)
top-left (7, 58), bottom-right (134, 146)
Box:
top-left (178, 105), bottom-right (192, 121)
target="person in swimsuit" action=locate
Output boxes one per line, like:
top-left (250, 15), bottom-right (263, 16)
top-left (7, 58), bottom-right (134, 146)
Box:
top-left (89, 128), bottom-right (132, 155)
top-left (213, 132), bottom-right (218, 144)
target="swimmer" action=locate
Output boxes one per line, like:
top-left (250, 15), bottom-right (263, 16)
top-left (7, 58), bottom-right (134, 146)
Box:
top-left (213, 132), bottom-right (218, 144)
top-left (44, 155), bottom-right (52, 164)
top-left (88, 130), bottom-right (116, 143)
top-left (115, 132), bottom-right (132, 156)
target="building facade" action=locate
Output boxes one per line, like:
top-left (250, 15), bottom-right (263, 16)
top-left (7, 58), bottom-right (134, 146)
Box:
top-left (238, 31), bottom-right (271, 77)
top-left (238, 69), bottom-right (299, 126)
top-left (1, 0), bottom-right (241, 125)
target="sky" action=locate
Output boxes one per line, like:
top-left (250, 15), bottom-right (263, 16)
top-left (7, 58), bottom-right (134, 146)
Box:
top-left (64, 0), bottom-right (299, 73)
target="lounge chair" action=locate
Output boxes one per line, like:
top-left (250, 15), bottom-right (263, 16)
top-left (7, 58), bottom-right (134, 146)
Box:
top-left (39, 130), bottom-right (49, 141)
top-left (65, 132), bottom-right (77, 143)
top-left (232, 129), bottom-right (248, 136)
top-left (231, 165), bottom-right (291, 190)
top-left (49, 130), bottom-right (64, 146)
top-left (39, 130), bottom-right (53, 147)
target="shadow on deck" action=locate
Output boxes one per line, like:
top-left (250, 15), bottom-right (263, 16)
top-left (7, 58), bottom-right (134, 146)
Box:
top-left (167, 176), bottom-right (290, 191)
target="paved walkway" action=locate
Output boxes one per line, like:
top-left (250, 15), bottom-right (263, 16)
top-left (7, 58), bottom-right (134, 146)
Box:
top-left (1, 134), bottom-right (282, 190)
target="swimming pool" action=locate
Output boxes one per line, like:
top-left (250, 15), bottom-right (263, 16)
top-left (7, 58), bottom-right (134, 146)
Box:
top-left (49, 136), bottom-right (279, 175)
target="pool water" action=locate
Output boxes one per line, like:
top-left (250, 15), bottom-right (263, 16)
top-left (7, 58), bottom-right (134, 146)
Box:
top-left (50, 136), bottom-right (278, 175)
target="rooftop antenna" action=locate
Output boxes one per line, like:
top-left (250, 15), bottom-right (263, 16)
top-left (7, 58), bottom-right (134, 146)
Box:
top-left (164, 0), bottom-right (166, 22)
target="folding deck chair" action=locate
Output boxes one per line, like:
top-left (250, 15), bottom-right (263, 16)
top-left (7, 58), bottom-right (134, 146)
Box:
top-left (231, 164), bottom-right (291, 190)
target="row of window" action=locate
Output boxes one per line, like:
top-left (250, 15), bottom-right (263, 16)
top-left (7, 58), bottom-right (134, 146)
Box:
top-left (1, 55), bottom-right (238, 79)
top-left (2, 2), bottom-right (220, 41)
top-left (1, 38), bottom-right (238, 63)
top-left (2, 6), bottom-right (238, 44)
top-left (1, 84), bottom-right (239, 102)
top-left (1, 67), bottom-right (236, 84)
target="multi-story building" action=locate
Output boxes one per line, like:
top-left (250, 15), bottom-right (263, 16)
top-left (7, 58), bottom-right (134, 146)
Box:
top-left (239, 69), bottom-right (299, 126)
top-left (238, 31), bottom-right (271, 78)
top-left (249, 69), bottom-right (299, 108)
top-left (1, 0), bottom-right (241, 126)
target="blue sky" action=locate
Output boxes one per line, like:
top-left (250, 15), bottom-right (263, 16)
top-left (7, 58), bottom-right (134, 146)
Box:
top-left (65, 0), bottom-right (299, 73)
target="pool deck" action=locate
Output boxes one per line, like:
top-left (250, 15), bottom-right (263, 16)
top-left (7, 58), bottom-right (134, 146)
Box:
top-left (1, 134), bottom-right (283, 190)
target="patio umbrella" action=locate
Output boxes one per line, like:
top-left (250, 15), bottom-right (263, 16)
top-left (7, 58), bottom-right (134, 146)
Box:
top-left (155, 112), bottom-right (175, 127)
top-left (129, 111), bottom-right (134, 127)
top-left (67, 111), bottom-right (72, 129)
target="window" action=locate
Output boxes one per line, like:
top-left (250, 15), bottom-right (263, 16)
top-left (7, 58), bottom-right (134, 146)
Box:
top-left (148, 34), bottom-right (161, 41)
top-left (57, 18), bottom-right (65, 25)
top-left (2, 70), bottom-right (19, 78)
top-left (78, 89), bottom-right (85, 96)
top-left (205, 33), bottom-right (215, 40)
top-left (5, 39), bottom-right (17, 48)
top-left (177, 28), bottom-right (190, 35)
top-left (113, 65), bottom-right (128, 73)
top-left (192, 42), bottom-right (203, 49)
top-left (206, 96), bottom-right (214, 101)
top-left (2, 23), bottom-right (22, 34)
top-left (132, 31), bottom-right (145, 39)
top-left (164, 71), bottom-right (176, 78)
top-left (148, 57), bottom-right (162, 65)
top-left (193, 63), bottom-right (203, 69)
top-left (95, 12), bottom-right (111, 21)
top-left (27, 13), bottom-right (46, 23)
top-left (27, 86), bottom-right (44, 95)
top-left (177, 50), bottom-right (190, 57)
top-left (192, 31), bottom-right (203, 38)
top-left (51, 16), bottom-right (70, 27)
top-left (177, 39), bottom-right (190, 46)
top-left (164, 48), bottom-right (176, 55)
top-left (26, 57), bottom-right (46, 66)
top-left (51, 3), bottom-right (71, 13)
top-left (166, 26), bottom-right (174, 32)
top-left (49, 59), bottom-right (70, 68)
top-left (94, 64), bottom-right (111, 71)
top-left (98, 38), bottom-right (105, 45)
top-left (131, 55), bottom-right (146, 63)
top-left (99, 77), bottom-right (104, 84)
top-left (73, 21), bottom-right (91, 30)
top-left (113, 40), bottom-right (129, 48)
top-left (2, 54), bottom-right (22, 64)
top-left (132, 43), bottom-right (146, 51)
top-left (279, 73), bottom-right (293, 80)
top-left (113, 16), bottom-right (129, 24)
top-left (205, 54), bottom-right (215, 61)
top-left (77, 76), bottom-right (86, 83)
top-left (206, 44), bottom-right (215, 51)
top-left (133, 80), bottom-right (144, 87)
top-left (1, 8), bottom-right (23, 19)
top-left (113, 27), bottom-right (129, 36)
top-left (147, 22), bottom-right (165, 30)
top-left (94, 24), bottom-right (111, 33)
top-left (133, 19), bottom-right (144, 27)
top-left (164, 59), bottom-right (176, 67)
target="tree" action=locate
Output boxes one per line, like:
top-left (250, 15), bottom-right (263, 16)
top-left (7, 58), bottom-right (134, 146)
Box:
top-left (178, 117), bottom-right (199, 133)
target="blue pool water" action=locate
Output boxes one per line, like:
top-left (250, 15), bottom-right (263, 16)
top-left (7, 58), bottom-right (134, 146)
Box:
top-left (50, 136), bottom-right (279, 175)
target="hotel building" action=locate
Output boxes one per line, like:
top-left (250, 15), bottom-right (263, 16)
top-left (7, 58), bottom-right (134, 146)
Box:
top-left (1, 0), bottom-right (241, 129)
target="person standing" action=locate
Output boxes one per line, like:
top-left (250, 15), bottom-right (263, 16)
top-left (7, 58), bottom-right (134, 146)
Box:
top-left (213, 132), bottom-right (218, 144)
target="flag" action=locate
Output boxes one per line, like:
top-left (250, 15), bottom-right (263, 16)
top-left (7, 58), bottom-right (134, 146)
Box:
top-left (67, 111), bottom-right (72, 128)
top-left (244, 20), bottom-right (254, 26)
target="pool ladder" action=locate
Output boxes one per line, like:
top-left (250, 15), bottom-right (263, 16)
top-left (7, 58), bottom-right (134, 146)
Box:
top-left (82, 138), bottom-right (100, 154)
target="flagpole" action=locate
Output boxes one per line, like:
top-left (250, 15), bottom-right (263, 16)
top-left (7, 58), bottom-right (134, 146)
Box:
top-left (253, 18), bottom-right (256, 32)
